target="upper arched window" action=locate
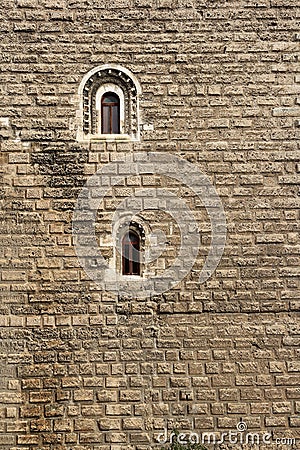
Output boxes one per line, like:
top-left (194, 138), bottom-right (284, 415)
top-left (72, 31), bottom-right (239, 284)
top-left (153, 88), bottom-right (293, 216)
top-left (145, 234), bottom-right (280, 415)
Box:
top-left (101, 92), bottom-right (120, 134)
top-left (122, 230), bottom-right (141, 276)
top-left (77, 64), bottom-right (141, 142)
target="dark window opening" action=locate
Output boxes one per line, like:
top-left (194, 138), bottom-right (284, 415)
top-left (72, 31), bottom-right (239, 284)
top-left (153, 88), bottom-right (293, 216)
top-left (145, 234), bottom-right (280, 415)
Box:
top-left (101, 92), bottom-right (120, 134)
top-left (122, 230), bottom-right (140, 276)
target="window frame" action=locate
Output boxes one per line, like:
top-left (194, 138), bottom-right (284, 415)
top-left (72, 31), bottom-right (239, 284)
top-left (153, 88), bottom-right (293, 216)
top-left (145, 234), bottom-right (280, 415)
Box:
top-left (95, 83), bottom-right (125, 136)
top-left (122, 230), bottom-right (141, 276)
top-left (101, 92), bottom-right (120, 134)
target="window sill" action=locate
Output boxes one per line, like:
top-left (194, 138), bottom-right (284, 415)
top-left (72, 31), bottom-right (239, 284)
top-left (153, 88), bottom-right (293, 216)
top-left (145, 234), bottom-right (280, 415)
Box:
top-left (82, 134), bottom-right (139, 142)
top-left (119, 274), bottom-right (144, 281)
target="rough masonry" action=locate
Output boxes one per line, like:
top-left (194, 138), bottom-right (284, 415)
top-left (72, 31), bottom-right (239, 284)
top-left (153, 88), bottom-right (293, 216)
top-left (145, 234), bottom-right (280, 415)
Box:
top-left (0, 0), bottom-right (299, 449)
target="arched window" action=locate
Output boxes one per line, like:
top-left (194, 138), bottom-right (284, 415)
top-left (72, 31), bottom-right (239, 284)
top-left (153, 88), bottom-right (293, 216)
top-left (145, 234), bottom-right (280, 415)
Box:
top-left (122, 230), bottom-right (140, 276)
top-left (101, 92), bottom-right (120, 134)
top-left (77, 64), bottom-right (142, 142)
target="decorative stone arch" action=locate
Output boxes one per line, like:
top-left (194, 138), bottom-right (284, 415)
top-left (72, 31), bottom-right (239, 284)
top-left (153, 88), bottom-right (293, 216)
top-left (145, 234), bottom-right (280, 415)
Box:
top-left (76, 64), bottom-right (142, 142)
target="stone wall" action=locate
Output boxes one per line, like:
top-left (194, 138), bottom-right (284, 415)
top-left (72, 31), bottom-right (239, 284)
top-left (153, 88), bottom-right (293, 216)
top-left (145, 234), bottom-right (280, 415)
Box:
top-left (0, 0), bottom-right (299, 448)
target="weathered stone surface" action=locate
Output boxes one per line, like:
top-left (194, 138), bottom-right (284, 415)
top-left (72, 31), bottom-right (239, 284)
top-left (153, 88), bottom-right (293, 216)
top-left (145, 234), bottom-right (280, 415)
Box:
top-left (0, 0), bottom-right (299, 448)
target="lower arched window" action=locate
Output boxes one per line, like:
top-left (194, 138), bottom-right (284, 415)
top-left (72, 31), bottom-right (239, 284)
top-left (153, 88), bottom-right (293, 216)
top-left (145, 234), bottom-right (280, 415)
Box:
top-left (122, 230), bottom-right (140, 276)
top-left (101, 92), bottom-right (120, 134)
